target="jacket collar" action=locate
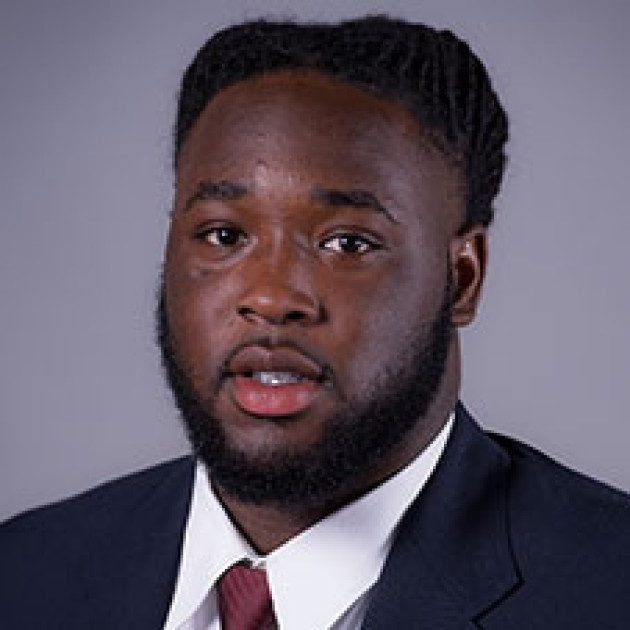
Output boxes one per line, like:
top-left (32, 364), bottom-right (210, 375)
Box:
top-left (362, 403), bottom-right (521, 629)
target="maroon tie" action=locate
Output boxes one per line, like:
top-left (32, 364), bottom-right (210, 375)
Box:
top-left (217, 563), bottom-right (276, 630)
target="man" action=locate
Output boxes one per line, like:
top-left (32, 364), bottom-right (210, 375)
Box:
top-left (2, 15), bottom-right (630, 629)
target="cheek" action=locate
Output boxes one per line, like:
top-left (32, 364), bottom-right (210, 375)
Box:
top-left (332, 254), bottom-right (446, 381)
top-left (164, 239), bottom-right (243, 377)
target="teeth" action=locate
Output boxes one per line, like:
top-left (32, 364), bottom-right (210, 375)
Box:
top-left (252, 371), bottom-right (304, 385)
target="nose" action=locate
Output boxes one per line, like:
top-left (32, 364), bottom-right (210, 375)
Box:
top-left (236, 248), bottom-right (322, 326)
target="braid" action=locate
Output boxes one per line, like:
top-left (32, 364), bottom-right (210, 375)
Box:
top-left (174, 15), bottom-right (508, 227)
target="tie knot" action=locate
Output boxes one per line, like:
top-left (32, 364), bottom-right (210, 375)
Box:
top-left (217, 563), bottom-right (276, 630)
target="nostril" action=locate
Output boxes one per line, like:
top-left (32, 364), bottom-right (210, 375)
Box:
top-left (237, 305), bottom-right (254, 318)
top-left (237, 305), bottom-right (310, 325)
top-left (285, 310), bottom-right (308, 323)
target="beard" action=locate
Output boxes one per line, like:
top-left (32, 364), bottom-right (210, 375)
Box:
top-left (157, 271), bottom-right (452, 509)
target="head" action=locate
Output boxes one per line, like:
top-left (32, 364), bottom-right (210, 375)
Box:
top-left (159, 15), bottom-right (508, 510)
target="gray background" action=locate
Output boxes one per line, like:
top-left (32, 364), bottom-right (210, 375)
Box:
top-left (2, 0), bottom-right (629, 521)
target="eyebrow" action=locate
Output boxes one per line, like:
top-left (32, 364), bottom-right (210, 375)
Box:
top-left (310, 186), bottom-right (398, 223)
top-left (183, 180), bottom-right (249, 211)
top-left (182, 179), bottom-right (397, 223)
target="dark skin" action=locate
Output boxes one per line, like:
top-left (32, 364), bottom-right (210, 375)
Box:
top-left (165, 71), bottom-right (487, 553)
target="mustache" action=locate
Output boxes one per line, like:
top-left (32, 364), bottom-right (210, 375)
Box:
top-left (156, 284), bottom-right (336, 389)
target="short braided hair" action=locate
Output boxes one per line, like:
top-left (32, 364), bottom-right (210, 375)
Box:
top-left (174, 15), bottom-right (508, 228)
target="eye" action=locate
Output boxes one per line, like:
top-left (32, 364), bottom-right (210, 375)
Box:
top-left (320, 233), bottom-right (381, 255)
top-left (197, 225), bottom-right (247, 247)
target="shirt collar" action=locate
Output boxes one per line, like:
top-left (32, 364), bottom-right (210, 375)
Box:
top-left (165, 414), bottom-right (454, 629)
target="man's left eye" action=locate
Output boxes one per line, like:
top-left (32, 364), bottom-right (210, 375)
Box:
top-left (320, 234), bottom-right (379, 254)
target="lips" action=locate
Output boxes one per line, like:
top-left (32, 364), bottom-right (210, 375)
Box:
top-left (225, 344), bottom-right (325, 417)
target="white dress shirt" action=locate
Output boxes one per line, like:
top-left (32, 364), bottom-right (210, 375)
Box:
top-left (164, 414), bottom-right (454, 630)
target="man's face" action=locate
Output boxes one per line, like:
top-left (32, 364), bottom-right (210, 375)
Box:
top-left (162, 71), bottom-right (467, 507)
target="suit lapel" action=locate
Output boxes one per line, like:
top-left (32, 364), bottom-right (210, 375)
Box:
top-left (362, 404), bottom-right (521, 629)
top-left (77, 457), bottom-right (196, 630)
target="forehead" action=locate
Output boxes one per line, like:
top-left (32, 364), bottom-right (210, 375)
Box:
top-left (176, 70), bottom-right (463, 229)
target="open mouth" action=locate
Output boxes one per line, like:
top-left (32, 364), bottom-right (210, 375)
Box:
top-left (250, 371), bottom-right (309, 385)
top-left (225, 345), bottom-right (326, 418)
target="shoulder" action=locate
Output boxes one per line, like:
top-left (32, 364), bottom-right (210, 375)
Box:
top-left (0, 457), bottom-right (195, 628)
top-left (454, 410), bottom-right (630, 563)
top-left (491, 430), bottom-right (630, 536)
top-left (0, 456), bottom-right (195, 576)
top-left (486, 429), bottom-right (630, 617)
top-left (2, 455), bottom-right (194, 531)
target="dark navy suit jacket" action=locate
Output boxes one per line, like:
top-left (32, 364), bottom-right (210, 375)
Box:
top-left (3, 404), bottom-right (630, 629)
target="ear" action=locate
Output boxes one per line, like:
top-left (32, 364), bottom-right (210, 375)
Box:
top-left (449, 224), bottom-right (488, 327)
